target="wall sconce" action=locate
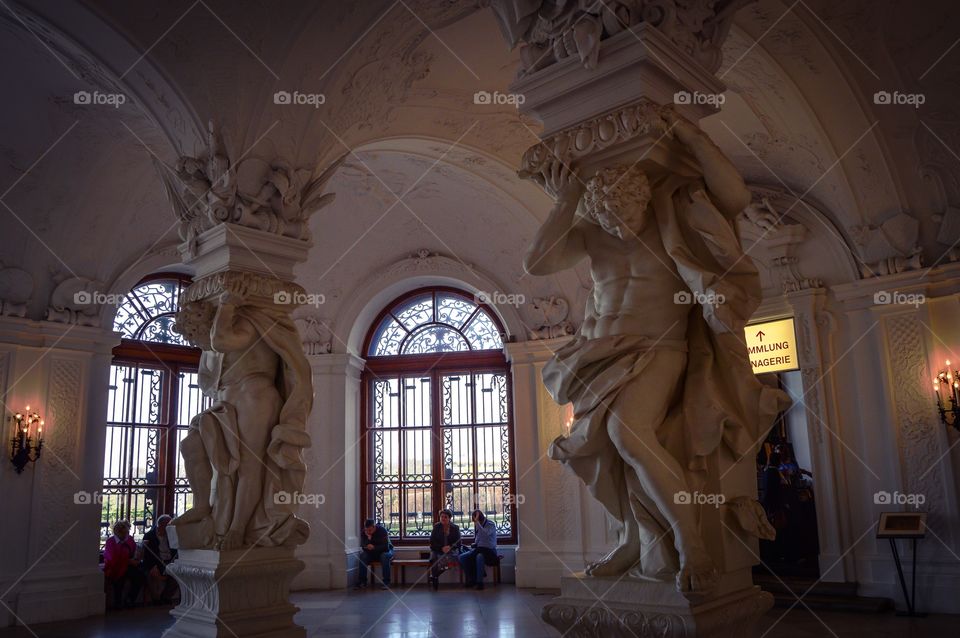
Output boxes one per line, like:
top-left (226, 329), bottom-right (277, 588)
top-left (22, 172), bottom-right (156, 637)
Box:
top-left (9, 406), bottom-right (43, 473)
top-left (934, 361), bottom-right (960, 433)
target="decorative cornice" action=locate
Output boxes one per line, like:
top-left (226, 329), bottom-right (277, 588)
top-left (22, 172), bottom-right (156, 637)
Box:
top-left (0, 315), bottom-right (120, 354)
top-left (375, 248), bottom-right (477, 281)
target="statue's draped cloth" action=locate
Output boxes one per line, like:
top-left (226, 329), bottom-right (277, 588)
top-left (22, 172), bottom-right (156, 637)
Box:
top-left (193, 306), bottom-right (313, 546)
top-left (545, 175), bottom-right (790, 523)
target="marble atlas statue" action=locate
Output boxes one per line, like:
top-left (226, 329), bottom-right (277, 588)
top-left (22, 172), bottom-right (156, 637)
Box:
top-left (171, 291), bottom-right (313, 550)
top-left (524, 108), bottom-right (790, 593)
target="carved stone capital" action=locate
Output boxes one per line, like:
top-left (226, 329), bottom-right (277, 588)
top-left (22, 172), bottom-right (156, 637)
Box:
top-left (182, 270), bottom-right (306, 308)
top-left (488, 0), bottom-right (752, 77)
top-left (519, 98), bottom-right (696, 179)
top-left (156, 121), bottom-right (341, 252)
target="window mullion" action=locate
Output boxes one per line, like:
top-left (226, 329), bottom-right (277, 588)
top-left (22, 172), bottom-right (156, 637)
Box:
top-left (164, 363), bottom-right (181, 517)
top-left (431, 368), bottom-right (442, 537)
top-left (470, 371), bottom-right (479, 518)
top-left (398, 374), bottom-right (406, 542)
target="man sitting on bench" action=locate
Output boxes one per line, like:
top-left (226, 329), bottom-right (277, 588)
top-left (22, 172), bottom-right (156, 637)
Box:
top-left (355, 519), bottom-right (393, 590)
top-left (459, 510), bottom-right (498, 590)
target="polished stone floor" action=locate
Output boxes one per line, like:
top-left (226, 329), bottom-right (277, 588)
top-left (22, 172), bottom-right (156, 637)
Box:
top-left (0, 587), bottom-right (955, 637)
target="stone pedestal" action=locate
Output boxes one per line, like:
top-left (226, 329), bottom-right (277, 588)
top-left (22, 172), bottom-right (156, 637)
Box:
top-left (542, 574), bottom-right (773, 638)
top-left (162, 547), bottom-right (305, 638)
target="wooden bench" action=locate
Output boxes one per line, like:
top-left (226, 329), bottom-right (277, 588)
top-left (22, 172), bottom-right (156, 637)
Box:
top-left (391, 558), bottom-right (437, 585)
top-left (390, 555), bottom-right (503, 586)
top-left (361, 560), bottom-right (389, 585)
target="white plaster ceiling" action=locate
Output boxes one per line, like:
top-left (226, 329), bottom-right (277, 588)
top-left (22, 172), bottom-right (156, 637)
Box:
top-left (1, 0), bottom-right (958, 324)
top-left (298, 140), bottom-right (590, 342)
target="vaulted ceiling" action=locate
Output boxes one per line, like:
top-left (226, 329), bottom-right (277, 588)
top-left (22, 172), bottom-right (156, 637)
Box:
top-left (1, 0), bottom-right (957, 335)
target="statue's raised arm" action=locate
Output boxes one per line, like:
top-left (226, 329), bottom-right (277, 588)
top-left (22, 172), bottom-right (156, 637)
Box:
top-left (524, 161), bottom-right (587, 276)
top-left (666, 110), bottom-right (752, 219)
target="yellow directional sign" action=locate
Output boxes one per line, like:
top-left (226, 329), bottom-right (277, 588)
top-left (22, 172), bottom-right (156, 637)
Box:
top-left (744, 317), bottom-right (799, 374)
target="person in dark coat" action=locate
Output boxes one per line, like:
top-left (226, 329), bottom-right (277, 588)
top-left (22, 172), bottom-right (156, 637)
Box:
top-left (428, 509), bottom-right (460, 590)
top-left (355, 519), bottom-right (394, 589)
top-left (141, 515), bottom-right (179, 603)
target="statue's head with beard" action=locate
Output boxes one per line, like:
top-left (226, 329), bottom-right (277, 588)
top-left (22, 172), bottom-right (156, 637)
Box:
top-left (581, 166), bottom-right (652, 239)
top-left (174, 300), bottom-right (215, 350)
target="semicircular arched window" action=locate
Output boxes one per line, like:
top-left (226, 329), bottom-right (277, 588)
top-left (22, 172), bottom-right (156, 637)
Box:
top-left (367, 290), bottom-right (504, 356)
top-left (362, 287), bottom-right (517, 545)
top-left (112, 275), bottom-right (191, 345)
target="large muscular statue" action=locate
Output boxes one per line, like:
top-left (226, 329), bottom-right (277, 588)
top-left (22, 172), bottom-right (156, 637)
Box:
top-left (526, 110), bottom-right (789, 592)
top-left (172, 291), bottom-right (313, 550)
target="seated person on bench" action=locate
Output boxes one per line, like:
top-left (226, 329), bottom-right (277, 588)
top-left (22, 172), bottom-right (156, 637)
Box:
top-left (103, 520), bottom-right (145, 609)
top-left (355, 519), bottom-right (393, 590)
top-left (428, 509), bottom-right (460, 590)
top-left (141, 514), bottom-right (179, 604)
top-left (459, 510), bottom-right (498, 590)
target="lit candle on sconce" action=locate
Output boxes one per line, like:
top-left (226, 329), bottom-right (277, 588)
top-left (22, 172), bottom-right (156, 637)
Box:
top-left (562, 403), bottom-right (574, 437)
top-left (9, 404), bottom-right (44, 473)
top-left (935, 358), bottom-right (960, 433)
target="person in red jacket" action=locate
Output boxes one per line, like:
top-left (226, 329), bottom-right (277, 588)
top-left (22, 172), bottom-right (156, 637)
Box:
top-left (103, 520), bottom-right (144, 608)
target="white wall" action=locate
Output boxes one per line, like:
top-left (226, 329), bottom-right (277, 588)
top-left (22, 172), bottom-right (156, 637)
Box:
top-left (0, 318), bottom-right (119, 626)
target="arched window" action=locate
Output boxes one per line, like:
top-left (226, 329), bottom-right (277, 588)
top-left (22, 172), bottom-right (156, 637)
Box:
top-left (361, 287), bottom-right (517, 544)
top-left (112, 277), bottom-right (191, 345)
top-left (100, 273), bottom-right (208, 548)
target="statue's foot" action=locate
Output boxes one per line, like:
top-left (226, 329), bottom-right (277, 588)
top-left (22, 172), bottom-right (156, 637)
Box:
top-left (586, 541), bottom-right (642, 577)
top-left (171, 506), bottom-right (211, 526)
top-left (219, 528), bottom-right (245, 550)
top-left (675, 548), bottom-right (719, 593)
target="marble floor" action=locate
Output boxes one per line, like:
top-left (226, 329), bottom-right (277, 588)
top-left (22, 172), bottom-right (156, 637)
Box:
top-left (0, 587), bottom-right (955, 638)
